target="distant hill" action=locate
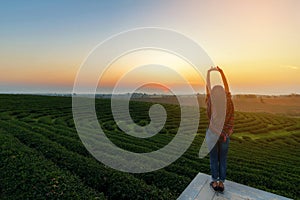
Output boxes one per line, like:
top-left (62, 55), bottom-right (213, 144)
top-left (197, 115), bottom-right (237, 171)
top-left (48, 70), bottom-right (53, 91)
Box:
top-left (134, 94), bottom-right (300, 116)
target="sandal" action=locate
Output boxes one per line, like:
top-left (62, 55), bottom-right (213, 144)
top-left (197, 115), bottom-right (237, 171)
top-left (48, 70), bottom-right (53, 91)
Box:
top-left (210, 181), bottom-right (218, 192)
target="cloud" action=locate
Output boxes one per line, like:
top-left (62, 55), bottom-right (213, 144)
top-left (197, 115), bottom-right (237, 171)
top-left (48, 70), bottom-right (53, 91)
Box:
top-left (280, 65), bottom-right (299, 70)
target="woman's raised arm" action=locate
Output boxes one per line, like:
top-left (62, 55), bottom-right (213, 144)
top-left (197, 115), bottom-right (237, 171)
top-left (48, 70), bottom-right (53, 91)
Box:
top-left (216, 66), bottom-right (230, 93)
top-left (206, 67), bottom-right (218, 95)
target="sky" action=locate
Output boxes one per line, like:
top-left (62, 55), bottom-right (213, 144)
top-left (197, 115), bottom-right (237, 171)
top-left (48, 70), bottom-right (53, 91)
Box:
top-left (0, 0), bottom-right (299, 95)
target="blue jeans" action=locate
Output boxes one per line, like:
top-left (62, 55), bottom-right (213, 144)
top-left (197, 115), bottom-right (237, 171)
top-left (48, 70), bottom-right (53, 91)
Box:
top-left (206, 129), bottom-right (230, 183)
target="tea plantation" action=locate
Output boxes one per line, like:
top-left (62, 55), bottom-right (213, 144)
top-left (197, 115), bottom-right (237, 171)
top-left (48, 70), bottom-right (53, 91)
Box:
top-left (0, 94), bottom-right (299, 199)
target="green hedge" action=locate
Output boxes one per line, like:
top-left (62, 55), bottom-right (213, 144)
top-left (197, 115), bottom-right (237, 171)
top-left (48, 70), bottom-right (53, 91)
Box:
top-left (0, 129), bottom-right (105, 200)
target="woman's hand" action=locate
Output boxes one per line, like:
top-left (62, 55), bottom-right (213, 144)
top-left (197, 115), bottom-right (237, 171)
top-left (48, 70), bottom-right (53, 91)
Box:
top-left (208, 66), bottom-right (218, 72)
top-left (216, 66), bottom-right (224, 73)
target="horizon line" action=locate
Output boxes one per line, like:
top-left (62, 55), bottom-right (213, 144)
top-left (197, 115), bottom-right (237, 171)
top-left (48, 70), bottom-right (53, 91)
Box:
top-left (0, 92), bottom-right (299, 97)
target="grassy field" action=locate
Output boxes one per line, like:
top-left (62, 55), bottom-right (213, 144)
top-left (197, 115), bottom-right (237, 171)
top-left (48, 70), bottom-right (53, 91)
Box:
top-left (136, 94), bottom-right (300, 116)
top-left (0, 94), bottom-right (299, 199)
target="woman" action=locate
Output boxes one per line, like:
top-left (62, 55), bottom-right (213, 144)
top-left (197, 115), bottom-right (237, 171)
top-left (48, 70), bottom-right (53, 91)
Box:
top-left (205, 66), bottom-right (234, 193)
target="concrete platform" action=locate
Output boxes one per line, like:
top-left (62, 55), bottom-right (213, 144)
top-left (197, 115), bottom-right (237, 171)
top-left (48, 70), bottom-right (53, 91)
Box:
top-left (178, 173), bottom-right (292, 200)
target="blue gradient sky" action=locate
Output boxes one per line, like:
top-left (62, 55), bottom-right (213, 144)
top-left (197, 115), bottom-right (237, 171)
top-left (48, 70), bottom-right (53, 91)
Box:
top-left (1, 0), bottom-right (299, 94)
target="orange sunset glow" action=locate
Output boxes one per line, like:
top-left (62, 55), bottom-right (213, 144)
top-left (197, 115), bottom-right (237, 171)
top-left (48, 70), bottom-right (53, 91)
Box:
top-left (0, 1), bottom-right (299, 94)
top-left (98, 50), bottom-right (205, 94)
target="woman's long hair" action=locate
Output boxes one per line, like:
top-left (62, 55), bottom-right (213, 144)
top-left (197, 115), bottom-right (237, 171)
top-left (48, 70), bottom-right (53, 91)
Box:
top-left (209, 85), bottom-right (227, 132)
